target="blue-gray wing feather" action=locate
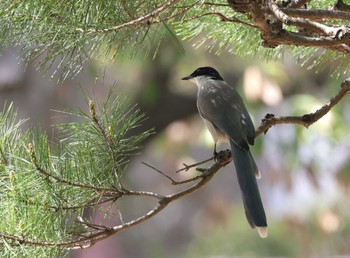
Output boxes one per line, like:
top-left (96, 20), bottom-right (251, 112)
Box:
top-left (196, 80), bottom-right (255, 149)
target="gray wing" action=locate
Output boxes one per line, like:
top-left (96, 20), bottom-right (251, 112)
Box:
top-left (197, 80), bottom-right (255, 150)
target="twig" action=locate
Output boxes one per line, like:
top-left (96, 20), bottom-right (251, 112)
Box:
top-left (158, 0), bottom-right (203, 23)
top-left (28, 143), bottom-right (116, 193)
top-left (204, 2), bottom-right (230, 7)
top-left (141, 159), bottom-right (216, 185)
top-left (120, 0), bottom-right (136, 20)
top-left (255, 77), bottom-right (350, 137)
top-left (122, 189), bottom-right (164, 200)
top-left (48, 196), bottom-right (119, 211)
top-left (76, 217), bottom-right (111, 231)
top-left (181, 11), bottom-right (258, 28)
top-left (76, 0), bottom-right (181, 33)
top-left (175, 156), bottom-right (213, 173)
top-left (141, 161), bottom-right (177, 184)
top-left (16, 194), bottom-right (119, 212)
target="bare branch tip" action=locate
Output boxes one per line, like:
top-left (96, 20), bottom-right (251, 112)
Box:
top-left (176, 163), bottom-right (190, 173)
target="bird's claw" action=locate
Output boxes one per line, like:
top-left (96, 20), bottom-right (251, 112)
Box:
top-left (213, 149), bottom-right (231, 165)
top-left (213, 151), bottom-right (219, 163)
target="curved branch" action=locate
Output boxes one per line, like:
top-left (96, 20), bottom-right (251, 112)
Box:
top-left (281, 8), bottom-right (350, 21)
top-left (180, 11), bottom-right (258, 28)
top-left (268, 0), bottom-right (338, 36)
top-left (1, 150), bottom-right (232, 250)
top-left (255, 77), bottom-right (350, 137)
top-left (71, 150), bottom-right (231, 249)
top-left (28, 143), bottom-right (117, 193)
top-left (226, 0), bottom-right (350, 54)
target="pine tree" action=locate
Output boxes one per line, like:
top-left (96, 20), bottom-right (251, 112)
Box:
top-left (0, 1), bottom-right (350, 256)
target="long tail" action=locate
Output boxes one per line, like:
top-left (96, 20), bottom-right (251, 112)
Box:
top-left (230, 140), bottom-right (268, 238)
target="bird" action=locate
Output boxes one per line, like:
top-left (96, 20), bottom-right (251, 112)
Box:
top-left (181, 66), bottom-right (267, 238)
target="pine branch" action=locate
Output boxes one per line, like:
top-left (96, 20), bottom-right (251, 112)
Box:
top-left (75, 0), bottom-right (182, 33)
top-left (180, 10), bottom-right (258, 28)
top-left (28, 143), bottom-right (116, 193)
top-left (236, 0), bottom-right (350, 53)
top-left (1, 2), bottom-right (350, 254)
top-left (0, 150), bottom-right (232, 250)
top-left (2, 1), bottom-right (350, 78)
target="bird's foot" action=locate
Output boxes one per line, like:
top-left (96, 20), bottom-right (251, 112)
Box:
top-left (213, 150), bottom-right (219, 163)
top-left (214, 149), bottom-right (231, 166)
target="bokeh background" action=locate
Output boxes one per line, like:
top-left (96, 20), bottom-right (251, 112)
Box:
top-left (1, 39), bottom-right (350, 258)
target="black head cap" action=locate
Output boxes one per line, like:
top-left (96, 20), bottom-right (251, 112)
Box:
top-left (181, 67), bottom-right (223, 81)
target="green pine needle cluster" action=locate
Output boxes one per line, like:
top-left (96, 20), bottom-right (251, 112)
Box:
top-left (0, 1), bottom-right (172, 79)
top-left (1, 0), bottom-right (348, 79)
top-left (175, 2), bottom-right (283, 60)
top-left (0, 92), bottom-right (152, 256)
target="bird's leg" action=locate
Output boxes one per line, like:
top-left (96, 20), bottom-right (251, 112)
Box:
top-left (213, 142), bottom-right (219, 163)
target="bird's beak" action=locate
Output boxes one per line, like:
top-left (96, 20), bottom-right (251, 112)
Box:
top-left (181, 75), bottom-right (193, 80)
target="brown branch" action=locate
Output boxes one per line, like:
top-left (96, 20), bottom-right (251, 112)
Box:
top-left (158, 0), bottom-right (203, 23)
top-left (68, 150), bottom-right (232, 250)
top-left (74, 0), bottom-right (350, 55)
top-left (255, 77), bottom-right (350, 137)
top-left (272, 31), bottom-right (350, 55)
top-left (28, 143), bottom-right (117, 193)
top-left (76, 0), bottom-right (181, 33)
top-left (280, 8), bottom-right (350, 21)
top-left (2, 150), bottom-right (232, 250)
top-left (204, 2), bottom-right (230, 7)
top-left (254, 14), bottom-right (350, 53)
top-left (175, 157), bottom-right (214, 173)
top-left (141, 158), bottom-right (217, 185)
top-left (181, 11), bottom-right (258, 28)
top-left (228, 0), bottom-right (350, 53)
top-left (268, 0), bottom-right (339, 36)
top-left (141, 161), bottom-right (178, 184)
top-left (48, 196), bottom-right (119, 211)
top-left (120, 0), bottom-right (136, 20)
top-left (16, 194), bottom-right (119, 212)
top-left (212, 11), bottom-right (259, 28)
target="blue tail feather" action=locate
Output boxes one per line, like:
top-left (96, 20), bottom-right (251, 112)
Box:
top-left (230, 140), bottom-right (267, 228)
